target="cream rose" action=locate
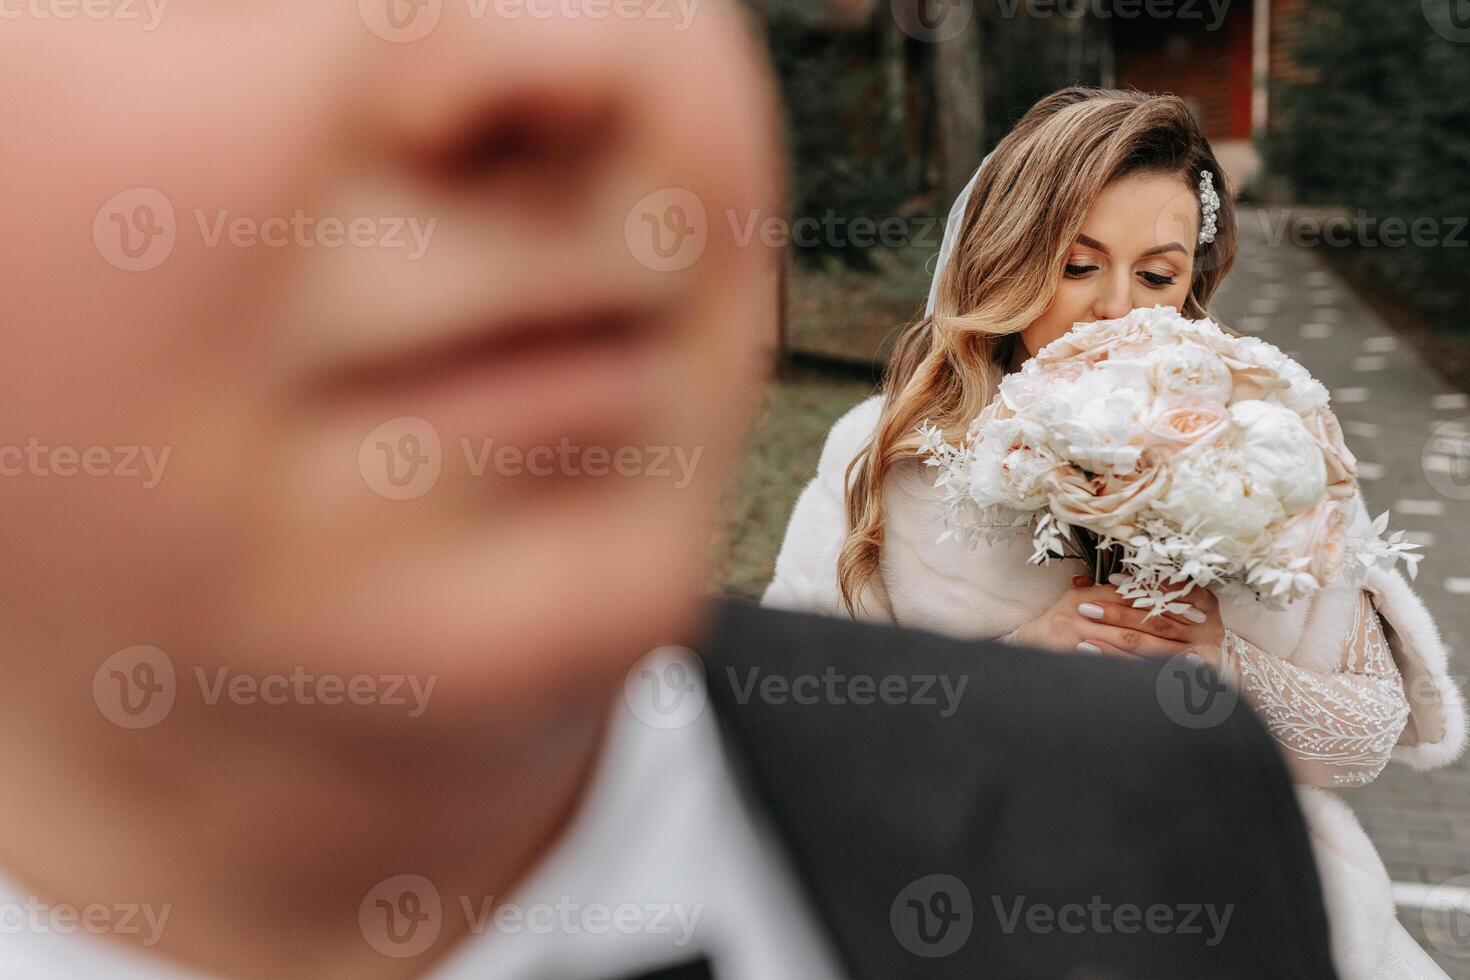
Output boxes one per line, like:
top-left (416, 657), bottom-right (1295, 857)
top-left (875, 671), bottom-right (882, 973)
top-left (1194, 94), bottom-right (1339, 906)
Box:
top-left (1033, 307), bottom-right (1159, 366)
top-left (1144, 398), bottom-right (1231, 454)
top-left (1271, 499), bottom-right (1349, 586)
top-left (1302, 407), bottom-right (1358, 496)
top-left (1045, 450), bottom-right (1171, 535)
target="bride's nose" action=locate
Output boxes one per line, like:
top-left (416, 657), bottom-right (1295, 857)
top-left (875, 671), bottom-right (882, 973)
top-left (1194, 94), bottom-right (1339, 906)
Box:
top-left (1091, 272), bottom-right (1134, 321)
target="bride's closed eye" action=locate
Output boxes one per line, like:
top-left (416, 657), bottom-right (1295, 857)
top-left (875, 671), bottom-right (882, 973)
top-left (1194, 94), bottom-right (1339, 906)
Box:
top-left (1063, 261), bottom-right (1177, 289)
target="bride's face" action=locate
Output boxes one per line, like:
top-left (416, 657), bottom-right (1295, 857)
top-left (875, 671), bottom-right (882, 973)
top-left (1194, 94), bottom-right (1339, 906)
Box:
top-left (1019, 172), bottom-right (1201, 356)
top-left (0, 7), bottom-right (778, 722)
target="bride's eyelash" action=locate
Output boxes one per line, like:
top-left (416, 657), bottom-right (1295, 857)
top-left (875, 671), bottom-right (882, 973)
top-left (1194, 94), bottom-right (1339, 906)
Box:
top-left (1064, 263), bottom-right (1177, 288)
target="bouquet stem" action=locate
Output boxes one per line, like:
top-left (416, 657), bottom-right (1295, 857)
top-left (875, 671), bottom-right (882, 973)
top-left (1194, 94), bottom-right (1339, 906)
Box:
top-left (1071, 527), bottom-right (1121, 585)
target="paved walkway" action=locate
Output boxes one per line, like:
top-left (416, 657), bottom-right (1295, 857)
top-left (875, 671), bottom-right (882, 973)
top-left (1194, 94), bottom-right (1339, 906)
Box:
top-left (1213, 207), bottom-right (1470, 975)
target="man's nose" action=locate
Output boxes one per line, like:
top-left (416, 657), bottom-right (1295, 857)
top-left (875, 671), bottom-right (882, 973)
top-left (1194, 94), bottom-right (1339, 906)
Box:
top-left (363, 17), bottom-right (637, 198)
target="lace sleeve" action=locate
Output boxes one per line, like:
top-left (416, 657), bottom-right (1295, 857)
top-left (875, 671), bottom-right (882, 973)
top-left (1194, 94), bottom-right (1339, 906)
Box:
top-left (1218, 592), bottom-right (1411, 788)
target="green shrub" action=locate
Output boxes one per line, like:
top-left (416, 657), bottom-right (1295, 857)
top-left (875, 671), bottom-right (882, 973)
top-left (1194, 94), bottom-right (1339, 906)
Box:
top-left (1263, 0), bottom-right (1470, 326)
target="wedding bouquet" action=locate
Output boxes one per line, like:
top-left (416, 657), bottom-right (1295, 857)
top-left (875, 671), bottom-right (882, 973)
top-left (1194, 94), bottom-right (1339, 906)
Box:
top-left (918, 305), bottom-right (1422, 618)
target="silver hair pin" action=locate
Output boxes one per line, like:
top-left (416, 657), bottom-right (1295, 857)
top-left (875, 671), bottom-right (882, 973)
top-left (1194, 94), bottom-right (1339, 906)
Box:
top-left (1198, 169), bottom-right (1220, 246)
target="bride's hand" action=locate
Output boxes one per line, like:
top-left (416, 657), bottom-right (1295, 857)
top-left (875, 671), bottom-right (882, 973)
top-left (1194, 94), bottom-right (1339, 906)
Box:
top-left (1013, 575), bottom-right (1226, 667)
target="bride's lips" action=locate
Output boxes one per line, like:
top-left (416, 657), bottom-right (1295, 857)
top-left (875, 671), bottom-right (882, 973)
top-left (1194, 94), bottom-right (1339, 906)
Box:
top-left (320, 306), bottom-right (662, 448)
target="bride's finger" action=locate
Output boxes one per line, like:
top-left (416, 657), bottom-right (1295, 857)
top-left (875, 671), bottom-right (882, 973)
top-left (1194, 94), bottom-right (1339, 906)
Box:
top-left (1079, 624), bottom-right (1192, 659)
top-left (1076, 600), bottom-right (1192, 643)
top-left (1176, 585), bottom-right (1220, 613)
top-left (1075, 640), bottom-right (1144, 660)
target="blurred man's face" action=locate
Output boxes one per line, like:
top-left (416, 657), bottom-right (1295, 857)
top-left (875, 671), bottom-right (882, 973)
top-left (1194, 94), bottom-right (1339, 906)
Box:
top-left (0, 4), bottom-right (779, 719)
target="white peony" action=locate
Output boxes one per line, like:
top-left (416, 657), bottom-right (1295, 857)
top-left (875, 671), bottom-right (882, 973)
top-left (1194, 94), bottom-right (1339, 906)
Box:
top-left (1026, 360), bottom-right (1151, 476)
top-left (967, 415), bottom-right (1056, 511)
top-left (1153, 449), bottom-right (1283, 557)
top-left (1139, 342), bottom-right (1234, 403)
top-left (1273, 356), bottom-right (1332, 413)
top-left (1228, 399), bottom-right (1328, 515)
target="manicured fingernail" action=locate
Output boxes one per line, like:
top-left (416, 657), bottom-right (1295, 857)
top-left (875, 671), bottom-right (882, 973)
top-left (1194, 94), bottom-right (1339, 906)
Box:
top-left (1078, 603), bottom-right (1106, 621)
top-left (1077, 642), bottom-right (1103, 656)
top-left (1181, 606), bottom-right (1207, 624)
top-left (1107, 573), bottom-right (1127, 586)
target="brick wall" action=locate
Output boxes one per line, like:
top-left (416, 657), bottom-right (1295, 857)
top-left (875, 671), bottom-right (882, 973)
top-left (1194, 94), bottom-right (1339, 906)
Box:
top-left (1112, 2), bottom-right (1256, 140)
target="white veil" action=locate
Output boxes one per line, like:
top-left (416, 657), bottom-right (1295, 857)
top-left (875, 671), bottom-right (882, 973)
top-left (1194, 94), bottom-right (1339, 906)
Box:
top-left (924, 150), bottom-right (994, 317)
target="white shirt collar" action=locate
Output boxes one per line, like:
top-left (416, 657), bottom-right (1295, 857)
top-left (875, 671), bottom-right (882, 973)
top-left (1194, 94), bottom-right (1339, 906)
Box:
top-left (0, 650), bottom-right (845, 980)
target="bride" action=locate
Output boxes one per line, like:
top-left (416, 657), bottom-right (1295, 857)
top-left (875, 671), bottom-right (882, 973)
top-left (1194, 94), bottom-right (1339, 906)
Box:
top-left (762, 87), bottom-right (1466, 979)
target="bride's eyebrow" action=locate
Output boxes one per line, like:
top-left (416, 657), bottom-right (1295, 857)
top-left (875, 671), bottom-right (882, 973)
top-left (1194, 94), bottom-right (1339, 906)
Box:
top-left (1075, 234), bottom-right (1186, 258)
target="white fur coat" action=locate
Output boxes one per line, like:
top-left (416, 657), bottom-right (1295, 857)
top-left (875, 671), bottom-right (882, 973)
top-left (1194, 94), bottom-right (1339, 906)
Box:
top-left (763, 395), bottom-right (1467, 979)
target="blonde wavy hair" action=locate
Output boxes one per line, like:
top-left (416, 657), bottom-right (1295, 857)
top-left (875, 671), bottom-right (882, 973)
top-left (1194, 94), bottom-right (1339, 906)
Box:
top-left (837, 86), bottom-right (1239, 614)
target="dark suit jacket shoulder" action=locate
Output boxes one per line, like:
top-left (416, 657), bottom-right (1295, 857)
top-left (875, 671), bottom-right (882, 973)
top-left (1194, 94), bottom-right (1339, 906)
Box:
top-left (699, 599), bottom-right (1337, 980)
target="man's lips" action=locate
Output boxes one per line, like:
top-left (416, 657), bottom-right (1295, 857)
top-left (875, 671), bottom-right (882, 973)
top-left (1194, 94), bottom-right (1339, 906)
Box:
top-left (319, 307), bottom-right (660, 446)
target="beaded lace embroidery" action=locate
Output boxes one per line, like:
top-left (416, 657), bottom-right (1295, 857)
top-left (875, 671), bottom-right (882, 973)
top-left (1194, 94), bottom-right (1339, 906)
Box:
top-left (1226, 593), bottom-right (1410, 787)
